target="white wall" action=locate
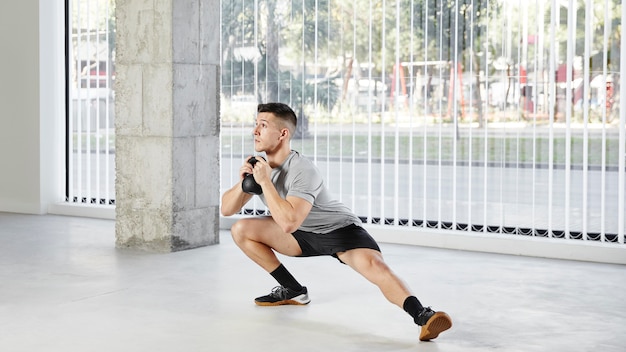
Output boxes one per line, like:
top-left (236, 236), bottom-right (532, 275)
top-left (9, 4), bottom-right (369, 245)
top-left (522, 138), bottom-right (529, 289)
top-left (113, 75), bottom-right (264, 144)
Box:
top-left (0, 1), bottom-right (64, 214)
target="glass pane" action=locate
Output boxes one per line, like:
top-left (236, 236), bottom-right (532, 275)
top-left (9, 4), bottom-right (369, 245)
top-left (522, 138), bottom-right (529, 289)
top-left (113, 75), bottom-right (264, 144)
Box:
top-left (67, 0), bottom-right (116, 205)
top-left (220, 0), bottom-right (624, 243)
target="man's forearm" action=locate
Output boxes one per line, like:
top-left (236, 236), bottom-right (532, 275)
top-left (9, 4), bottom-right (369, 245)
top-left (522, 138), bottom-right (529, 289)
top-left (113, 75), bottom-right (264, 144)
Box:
top-left (221, 184), bottom-right (252, 216)
top-left (261, 182), bottom-right (310, 234)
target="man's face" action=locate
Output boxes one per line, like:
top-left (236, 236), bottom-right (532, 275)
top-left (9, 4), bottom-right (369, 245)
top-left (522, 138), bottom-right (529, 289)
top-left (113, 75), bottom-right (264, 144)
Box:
top-left (253, 112), bottom-right (285, 153)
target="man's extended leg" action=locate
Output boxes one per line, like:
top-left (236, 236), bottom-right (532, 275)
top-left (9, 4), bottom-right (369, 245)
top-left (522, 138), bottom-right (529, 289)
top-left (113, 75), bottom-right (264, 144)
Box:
top-left (337, 248), bottom-right (411, 306)
top-left (337, 248), bottom-right (451, 341)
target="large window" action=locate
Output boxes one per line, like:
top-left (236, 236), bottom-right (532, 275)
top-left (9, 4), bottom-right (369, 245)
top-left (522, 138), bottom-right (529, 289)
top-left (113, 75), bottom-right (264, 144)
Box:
top-left (66, 0), bottom-right (625, 245)
top-left (220, 0), bottom-right (625, 244)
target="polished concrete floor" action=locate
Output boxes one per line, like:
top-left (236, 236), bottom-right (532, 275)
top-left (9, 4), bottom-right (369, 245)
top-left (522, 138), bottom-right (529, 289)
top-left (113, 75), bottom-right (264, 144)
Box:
top-left (1, 212), bottom-right (624, 352)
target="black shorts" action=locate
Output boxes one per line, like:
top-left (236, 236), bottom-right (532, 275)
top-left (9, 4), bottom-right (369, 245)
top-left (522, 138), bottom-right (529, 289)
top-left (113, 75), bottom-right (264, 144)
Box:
top-left (291, 223), bottom-right (381, 262)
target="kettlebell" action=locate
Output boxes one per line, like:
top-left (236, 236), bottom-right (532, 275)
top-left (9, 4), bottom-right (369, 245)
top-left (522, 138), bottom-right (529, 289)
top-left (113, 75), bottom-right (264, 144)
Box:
top-left (241, 156), bottom-right (264, 195)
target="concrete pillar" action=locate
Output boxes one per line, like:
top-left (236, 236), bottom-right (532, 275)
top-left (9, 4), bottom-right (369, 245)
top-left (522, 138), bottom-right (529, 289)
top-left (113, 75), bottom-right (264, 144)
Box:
top-left (115, 0), bottom-right (220, 252)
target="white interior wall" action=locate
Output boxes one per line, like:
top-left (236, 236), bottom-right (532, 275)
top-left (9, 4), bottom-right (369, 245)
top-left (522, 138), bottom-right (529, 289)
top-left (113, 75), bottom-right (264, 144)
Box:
top-left (0, 0), bottom-right (42, 213)
top-left (0, 1), bottom-right (65, 215)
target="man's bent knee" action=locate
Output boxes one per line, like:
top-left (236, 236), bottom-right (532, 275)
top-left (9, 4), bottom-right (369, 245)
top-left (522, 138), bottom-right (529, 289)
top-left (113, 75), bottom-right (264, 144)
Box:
top-left (230, 218), bottom-right (254, 244)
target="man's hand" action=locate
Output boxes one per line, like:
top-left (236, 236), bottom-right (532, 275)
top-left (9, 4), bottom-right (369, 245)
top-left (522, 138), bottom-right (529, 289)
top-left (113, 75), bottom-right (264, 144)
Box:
top-left (221, 156), bottom-right (257, 216)
top-left (240, 156), bottom-right (256, 180)
top-left (249, 156), bottom-right (272, 190)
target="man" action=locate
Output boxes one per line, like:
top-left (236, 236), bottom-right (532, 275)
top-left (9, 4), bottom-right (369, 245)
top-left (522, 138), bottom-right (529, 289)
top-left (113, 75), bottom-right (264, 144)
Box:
top-left (221, 102), bottom-right (452, 341)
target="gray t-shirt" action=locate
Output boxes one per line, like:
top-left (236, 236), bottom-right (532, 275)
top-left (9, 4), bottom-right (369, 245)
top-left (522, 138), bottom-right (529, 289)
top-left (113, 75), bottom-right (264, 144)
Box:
top-left (259, 150), bottom-right (362, 234)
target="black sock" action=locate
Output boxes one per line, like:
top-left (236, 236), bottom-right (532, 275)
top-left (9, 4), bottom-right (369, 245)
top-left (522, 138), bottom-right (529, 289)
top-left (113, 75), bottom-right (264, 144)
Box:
top-left (403, 296), bottom-right (424, 324)
top-left (270, 264), bottom-right (303, 292)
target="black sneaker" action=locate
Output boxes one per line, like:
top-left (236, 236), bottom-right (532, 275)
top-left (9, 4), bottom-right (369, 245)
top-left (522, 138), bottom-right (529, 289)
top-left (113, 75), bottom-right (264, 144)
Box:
top-left (416, 307), bottom-right (452, 341)
top-left (254, 286), bottom-right (311, 306)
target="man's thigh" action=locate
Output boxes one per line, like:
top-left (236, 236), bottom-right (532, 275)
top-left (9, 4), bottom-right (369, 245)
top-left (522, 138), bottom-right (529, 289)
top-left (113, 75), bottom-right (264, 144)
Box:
top-left (233, 216), bottom-right (303, 256)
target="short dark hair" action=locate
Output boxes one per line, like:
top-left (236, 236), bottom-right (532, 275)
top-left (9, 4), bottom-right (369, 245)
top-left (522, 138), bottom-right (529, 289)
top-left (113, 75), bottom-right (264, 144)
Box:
top-left (257, 102), bottom-right (297, 135)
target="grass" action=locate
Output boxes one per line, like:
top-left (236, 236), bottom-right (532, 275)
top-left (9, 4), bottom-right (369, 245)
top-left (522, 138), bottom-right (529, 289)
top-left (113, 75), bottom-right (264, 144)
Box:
top-left (222, 131), bottom-right (623, 168)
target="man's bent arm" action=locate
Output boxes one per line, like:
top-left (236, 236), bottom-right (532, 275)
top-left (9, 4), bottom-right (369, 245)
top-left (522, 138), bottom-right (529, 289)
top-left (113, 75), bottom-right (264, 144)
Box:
top-left (260, 181), bottom-right (312, 234)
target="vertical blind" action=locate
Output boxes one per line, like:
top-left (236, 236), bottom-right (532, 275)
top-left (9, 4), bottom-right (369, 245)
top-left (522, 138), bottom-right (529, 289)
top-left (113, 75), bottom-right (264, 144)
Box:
top-left (220, 0), bottom-right (625, 244)
top-left (67, 0), bottom-right (115, 206)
